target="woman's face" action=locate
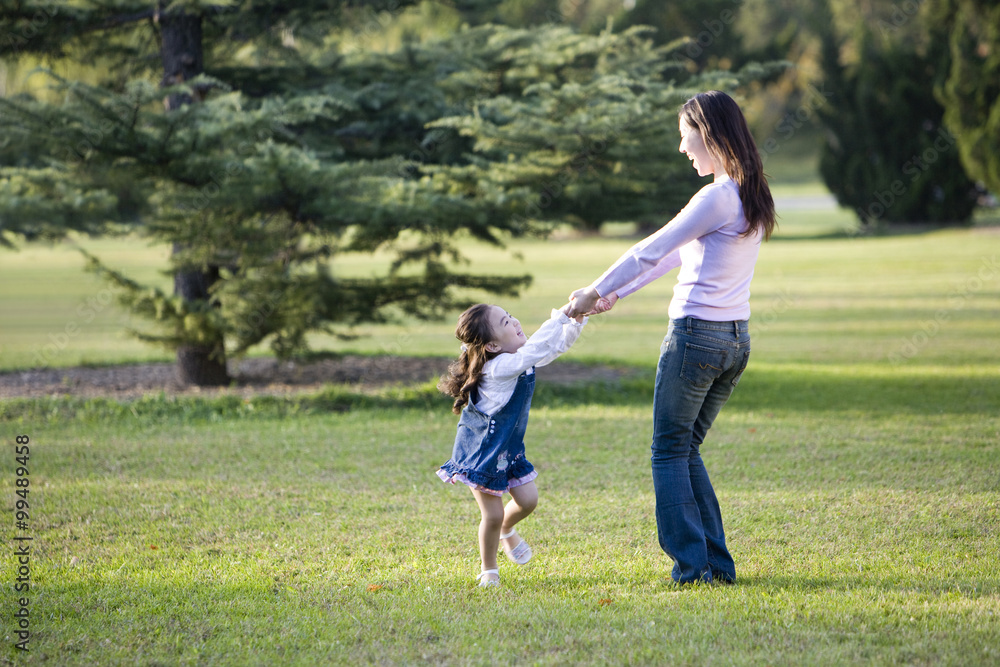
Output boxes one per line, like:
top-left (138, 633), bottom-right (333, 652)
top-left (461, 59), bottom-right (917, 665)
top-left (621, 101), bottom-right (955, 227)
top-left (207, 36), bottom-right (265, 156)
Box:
top-left (679, 118), bottom-right (719, 178)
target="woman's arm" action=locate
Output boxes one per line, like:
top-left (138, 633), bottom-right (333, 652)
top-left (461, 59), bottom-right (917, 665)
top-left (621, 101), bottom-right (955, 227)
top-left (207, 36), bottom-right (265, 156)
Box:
top-left (613, 249), bottom-right (682, 299)
top-left (568, 184), bottom-right (736, 314)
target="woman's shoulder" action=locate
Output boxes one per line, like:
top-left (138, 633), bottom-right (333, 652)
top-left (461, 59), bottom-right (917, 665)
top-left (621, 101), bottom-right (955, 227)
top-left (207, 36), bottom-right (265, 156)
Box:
top-left (699, 176), bottom-right (739, 198)
top-left (689, 177), bottom-right (740, 214)
top-left (690, 177), bottom-right (747, 234)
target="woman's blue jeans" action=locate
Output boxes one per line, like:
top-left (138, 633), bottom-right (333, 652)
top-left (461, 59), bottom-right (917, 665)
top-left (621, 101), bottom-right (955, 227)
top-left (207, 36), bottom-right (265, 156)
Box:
top-left (652, 316), bottom-right (750, 583)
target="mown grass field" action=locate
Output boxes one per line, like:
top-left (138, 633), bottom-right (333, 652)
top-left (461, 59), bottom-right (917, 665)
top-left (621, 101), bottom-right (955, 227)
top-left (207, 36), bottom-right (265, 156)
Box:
top-left (1, 201), bottom-right (999, 665)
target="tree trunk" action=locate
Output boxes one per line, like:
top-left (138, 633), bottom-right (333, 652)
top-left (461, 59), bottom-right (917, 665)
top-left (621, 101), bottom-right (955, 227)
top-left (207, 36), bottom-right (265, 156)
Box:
top-left (160, 6), bottom-right (229, 385)
top-left (172, 245), bottom-right (230, 385)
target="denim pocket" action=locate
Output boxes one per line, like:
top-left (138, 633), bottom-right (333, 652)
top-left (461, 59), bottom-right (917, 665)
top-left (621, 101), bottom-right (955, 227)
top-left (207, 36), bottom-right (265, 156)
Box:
top-left (680, 343), bottom-right (727, 388)
top-left (731, 348), bottom-right (751, 387)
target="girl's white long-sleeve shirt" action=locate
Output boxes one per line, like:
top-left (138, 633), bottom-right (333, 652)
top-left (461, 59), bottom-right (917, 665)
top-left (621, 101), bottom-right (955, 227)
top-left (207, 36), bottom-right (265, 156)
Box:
top-left (590, 175), bottom-right (761, 322)
top-left (474, 309), bottom-right (587, 416)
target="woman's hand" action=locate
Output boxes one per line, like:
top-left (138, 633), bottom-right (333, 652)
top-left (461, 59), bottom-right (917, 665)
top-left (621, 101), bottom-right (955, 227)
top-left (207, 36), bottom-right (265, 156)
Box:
top-left (565, 287), bottom-right (601, 318)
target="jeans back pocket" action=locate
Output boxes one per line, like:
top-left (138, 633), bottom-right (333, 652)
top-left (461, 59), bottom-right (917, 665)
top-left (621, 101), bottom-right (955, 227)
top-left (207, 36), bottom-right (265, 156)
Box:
top-left (680, 343), bottom-right (727, 388)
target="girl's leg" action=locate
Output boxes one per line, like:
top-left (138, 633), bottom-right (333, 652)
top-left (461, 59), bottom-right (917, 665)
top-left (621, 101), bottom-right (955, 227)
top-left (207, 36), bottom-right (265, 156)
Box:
top-left (471, 488), bottom-right (504, 582)
top-left (502, 481), bottom-right (538, 534)
top-left (500, 481), bottom-right (538, 553)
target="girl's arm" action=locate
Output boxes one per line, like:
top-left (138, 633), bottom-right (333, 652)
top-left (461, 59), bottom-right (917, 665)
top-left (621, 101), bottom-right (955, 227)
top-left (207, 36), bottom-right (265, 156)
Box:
top-left (486, 309), bottom-right (586, 380)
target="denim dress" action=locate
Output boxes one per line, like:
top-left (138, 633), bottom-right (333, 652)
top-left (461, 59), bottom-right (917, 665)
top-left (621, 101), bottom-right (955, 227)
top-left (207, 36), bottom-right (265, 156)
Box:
top-left (437, 369), bottom-right (537, 495)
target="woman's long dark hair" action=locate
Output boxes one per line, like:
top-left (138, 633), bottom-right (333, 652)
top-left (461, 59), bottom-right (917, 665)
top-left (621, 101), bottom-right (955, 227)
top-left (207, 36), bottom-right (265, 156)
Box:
top-left (680, 91), bottom-right (776, 240)
top-left (437, 304), bottom-right (499, 414)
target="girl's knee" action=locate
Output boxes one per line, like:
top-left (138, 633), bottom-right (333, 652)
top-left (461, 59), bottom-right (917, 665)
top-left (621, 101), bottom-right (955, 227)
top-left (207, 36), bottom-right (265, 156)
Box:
top-left (521, 494), bottom-right (538, 513)
top-left (511, 486), bottom-right (539, 513)
top-left (478, 501), bottom-right (504, 525)
top-left (480, 512), bottom-right (503, 532)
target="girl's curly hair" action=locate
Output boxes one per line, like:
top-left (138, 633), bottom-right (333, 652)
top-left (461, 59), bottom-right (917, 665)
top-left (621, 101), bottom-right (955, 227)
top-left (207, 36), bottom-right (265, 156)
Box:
top-left (437, 304), bottom-right (500, 414)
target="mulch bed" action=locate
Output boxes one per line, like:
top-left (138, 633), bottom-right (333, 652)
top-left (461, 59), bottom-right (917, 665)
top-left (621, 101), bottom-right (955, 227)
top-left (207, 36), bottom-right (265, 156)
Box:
top-left (0, 356), bottom-right (638, 400)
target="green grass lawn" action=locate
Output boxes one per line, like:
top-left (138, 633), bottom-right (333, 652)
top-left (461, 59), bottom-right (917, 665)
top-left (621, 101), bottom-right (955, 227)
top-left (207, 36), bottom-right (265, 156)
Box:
top-left (2, 208), bottom-right (1000, 664)
top-left (2, 377), bottom-right (998, 665)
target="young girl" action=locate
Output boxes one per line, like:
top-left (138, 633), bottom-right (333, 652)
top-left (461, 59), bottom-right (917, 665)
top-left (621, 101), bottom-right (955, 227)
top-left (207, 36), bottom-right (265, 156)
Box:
top-left (436, 303), bottom-right (587, 587)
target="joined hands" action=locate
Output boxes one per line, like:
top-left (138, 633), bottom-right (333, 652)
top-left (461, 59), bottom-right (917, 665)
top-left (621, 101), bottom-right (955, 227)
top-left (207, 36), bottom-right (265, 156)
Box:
top-left (560, 288), bottom-right (619, 320)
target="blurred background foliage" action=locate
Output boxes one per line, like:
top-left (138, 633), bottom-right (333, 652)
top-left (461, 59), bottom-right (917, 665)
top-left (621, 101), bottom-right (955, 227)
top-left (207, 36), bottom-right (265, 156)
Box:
top-left (0, 0), bottom-right (996, 382)
top-left (3, 0), bottom-right (995, 227)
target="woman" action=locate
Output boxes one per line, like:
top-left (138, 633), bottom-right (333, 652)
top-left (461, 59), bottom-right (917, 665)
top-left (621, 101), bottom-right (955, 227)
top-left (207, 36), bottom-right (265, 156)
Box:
top-left (565, 90), bottom-right (775, 584)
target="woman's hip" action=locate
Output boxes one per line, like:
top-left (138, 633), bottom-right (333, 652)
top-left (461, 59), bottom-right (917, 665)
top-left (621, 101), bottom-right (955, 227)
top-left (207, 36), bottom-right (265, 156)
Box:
top-left (666, 316), bottom-right (751, 347)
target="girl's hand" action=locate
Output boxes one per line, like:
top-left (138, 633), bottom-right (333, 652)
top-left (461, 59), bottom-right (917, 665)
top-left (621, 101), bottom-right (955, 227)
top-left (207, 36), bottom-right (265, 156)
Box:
top-left (559, 302), bottom-right (585, 323)
top-left (589, 292), bottom-right (618, 315)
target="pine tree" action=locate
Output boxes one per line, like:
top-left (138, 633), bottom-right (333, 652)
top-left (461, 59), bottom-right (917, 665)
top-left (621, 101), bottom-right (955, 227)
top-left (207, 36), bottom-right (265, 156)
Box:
top-left (2, 3), bottom-right (779, 384)
top-left (422, 23), bottom-right (783, 232)
top-left (1, 0), bottom-right (523, 384)
top-left (932, 0), bottom-right (1000, 196)
top-left (816, 5), bottom-right (979, 227)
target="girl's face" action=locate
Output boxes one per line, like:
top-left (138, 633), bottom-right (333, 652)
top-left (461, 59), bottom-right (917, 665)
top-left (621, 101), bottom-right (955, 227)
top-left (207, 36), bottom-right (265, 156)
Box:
top-left (485, 306), bottom-right (526, 354)
top-left (679, 118), bottom-right (719, 178)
